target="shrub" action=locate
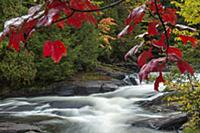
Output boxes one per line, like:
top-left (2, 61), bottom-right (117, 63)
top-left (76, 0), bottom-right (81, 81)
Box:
top-left (27, 25), bottom-right (76, 82)
top-left (0, 0), bottom-right (27, 30)
top-left (183, 127), bottom-right (200, 133)
top-left (70, 23), bottom-right (101, 71)
top-left (0, 48), bottom-right (36, 88)
top-left (166, 79), bottom-right (200, 128)
top-left (27, 23), bottom-right (101, 82)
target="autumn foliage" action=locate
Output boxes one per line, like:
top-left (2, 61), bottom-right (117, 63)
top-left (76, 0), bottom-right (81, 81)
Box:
top-left (0, 0), bottom-right (98, 63)
top-left (0, 0), bottom-right (198, 91)
top-left (118, 0), bottom-right (197, 91)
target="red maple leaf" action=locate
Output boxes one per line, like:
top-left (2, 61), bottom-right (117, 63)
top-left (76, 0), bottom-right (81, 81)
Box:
top-left (167, 47), bottom-right (183, 59)
top-left (22, 19), bottom-right (38, 41)
top-left (137, 48), bottom-right (153, 67)
top-left (152, 29), bottom-right (170, 48)
top-left (23, 19), bottom-right (37, 33)
top-left (148, 21), bottom-right (159, 36)
top-left (162, 8), bottom-right (177, 25)
top-left (177, 61), bottom-right (194, 75)
top-left (8, 31), bottom-right (25, 52)
top-left (154, 72), bottom-right (165, 91)
top-left (179, 35), bottom-right (198, 47)
top-left (139, 57), bottom-right (166, 82)
top-left (43, 40), bottom-right (67, 63)
top-left (147, 0), bottom-right (163, 14)
top-left (152, 33), bottom-right (166, 48)
top-left (66, 0), bottom-right (97, 29)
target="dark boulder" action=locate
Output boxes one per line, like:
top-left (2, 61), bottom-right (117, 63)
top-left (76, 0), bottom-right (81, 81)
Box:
top-left (136, 91), bottom-right (179, 112)
top-left (55, 80), bottom-right (122, 96)
top-left (131, 113), bottom-right (188, 131)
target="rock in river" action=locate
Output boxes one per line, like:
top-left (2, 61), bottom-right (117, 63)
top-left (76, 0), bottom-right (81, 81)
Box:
top-left (0, 122), bottom-right (42, 133)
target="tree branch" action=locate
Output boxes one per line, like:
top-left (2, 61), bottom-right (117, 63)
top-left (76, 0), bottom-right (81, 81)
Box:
top-left (53, 10), bottom-right (75, 24)
top-left (154, 0), bottom-right (170, 50)
top-left (154, 0), bottom-right (195, 89)
top-left (70, 0), bottom-right (125, 12)
top-left (54, 0), bottom-right (125, 24)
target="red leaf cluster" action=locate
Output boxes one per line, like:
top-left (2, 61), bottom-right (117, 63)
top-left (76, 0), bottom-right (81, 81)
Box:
top-left (147, 0), bottom-right (177, 25)
top-left (43, 40), bottom-right (67, 63)
top-left (0, 0), bottom-right (99, 63)
top-left (67, 0), bottom-right (98, 29)
top-left (38, 0), bottom-right (98, 29)
top-left (119, 0), bottom-right (196, 91)
top-left (147, 0), bottom-right (163, 14)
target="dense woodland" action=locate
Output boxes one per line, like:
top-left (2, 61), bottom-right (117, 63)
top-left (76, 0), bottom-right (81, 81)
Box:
top-left (0, 0), bottom-right (200, 132)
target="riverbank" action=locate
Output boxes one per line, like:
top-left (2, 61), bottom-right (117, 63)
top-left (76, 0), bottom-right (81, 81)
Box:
top-left (0, 63), bottom-right (138, 99)
top-left (0, 63), bottom-right (195, 133)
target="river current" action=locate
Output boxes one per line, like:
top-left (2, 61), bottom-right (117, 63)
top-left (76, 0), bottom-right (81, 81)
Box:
top-left (0, 77), bottom-right (180, 133)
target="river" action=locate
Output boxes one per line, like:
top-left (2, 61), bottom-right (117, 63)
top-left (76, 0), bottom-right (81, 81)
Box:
top-left (0, 81), bottom-right (180, 133)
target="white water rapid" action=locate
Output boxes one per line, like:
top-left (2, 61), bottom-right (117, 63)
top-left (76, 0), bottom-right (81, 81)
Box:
top-left (0, 82), bottom-right (179, 133)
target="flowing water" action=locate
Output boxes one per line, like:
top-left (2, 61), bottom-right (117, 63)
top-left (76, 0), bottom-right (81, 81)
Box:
top-left (0, 82), bottom-right (179, 133)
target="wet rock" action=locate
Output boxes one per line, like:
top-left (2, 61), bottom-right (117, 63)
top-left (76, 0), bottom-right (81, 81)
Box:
top-left (123, 76), bottom-right (138, 85)
top-left (0, 78), bottom-right (129, 99)
top-left (129, 77), bottom-right (138, 85)
top-left (56, 80), bottom-right (121, 96)
top-left (0, 122), bottom-right (42, 133)
top-left (136, 91), bottom-right (179, 112)
top-left (131, 113), bottom-right (188, 131)
top-left (95, 67), bottom-right (126, 80)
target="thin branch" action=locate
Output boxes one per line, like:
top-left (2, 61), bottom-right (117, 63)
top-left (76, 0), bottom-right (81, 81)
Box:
top-left (70, 0), bottom-right (125, 13)
top-left (53, 10), bottom-right (75, 24)
top-left (154, 0), bottom-right (195, 90)
top-left (54, 0), bottom-right (125, 24)
top-left (154, 0), bottom-right (170, 50)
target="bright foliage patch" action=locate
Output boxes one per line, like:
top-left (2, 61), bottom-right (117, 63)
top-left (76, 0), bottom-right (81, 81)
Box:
top-left (0, 0), bottom-right (97, 63)
top-left (0, 0), bottom-right (198, 91)
top-left (118, 0), bottom-right (197, 91)
top-left (172, 0), bottom-right (200, 25)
